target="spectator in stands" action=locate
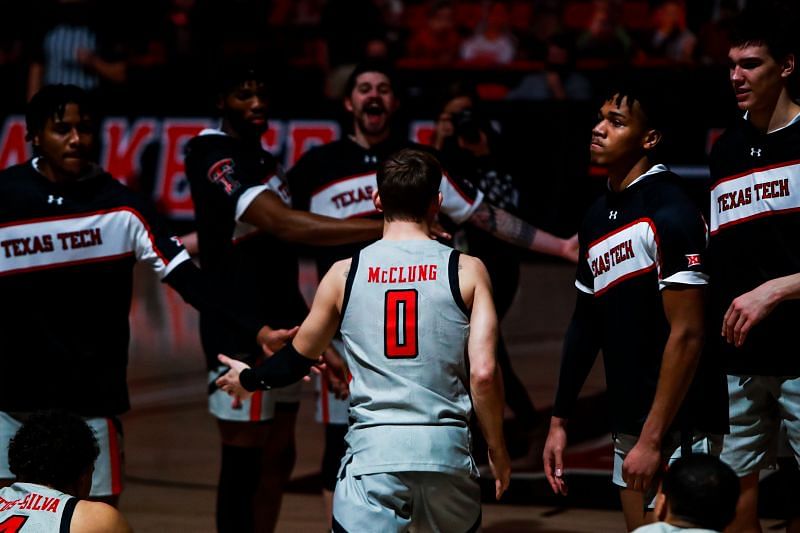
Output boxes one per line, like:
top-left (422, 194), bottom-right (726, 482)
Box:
top-left (433, 86), bottom-right (578, 469)
top-left (460, 1), bottom-right (517, 65)
top-left (406, 0), bottom-right (462, 66)
top-left (320, 0), bottom-right (388, 99)
top-left (646, 1), bottom-right (696, 63)
top-left (27, 0), bottom-right (128, 101)
top-left (695, 0), bottom-right (739, 65)
top-left (574, 0), bottom-right (636, 65)
top-left (632, 454), bottom-right (739, 533)
top-left (508, 3), bottom-right (591, 100)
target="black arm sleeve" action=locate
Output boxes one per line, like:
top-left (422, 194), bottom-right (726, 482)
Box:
top-left (239, 343), bottom-right (315, 391)
top-left (551, 290), bottom-right (602, 419)
top-left (164, 260), bottom-right (263, 345)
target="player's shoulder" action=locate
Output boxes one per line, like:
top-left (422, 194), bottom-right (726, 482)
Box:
top-left (185, 129), bottom-right (238, 159)
top-left (72, 500), bottom-right (131, 533)
top-left (0, 162), bottom-right (36, 193)
top-left (300, 138), bottom-right (350, 161)
top-left (709, 120), bottom-right (747, 160)
top-left (643, 171), bottom-right (699, 212)
top-left (457, 251), bottom-right (489, 280)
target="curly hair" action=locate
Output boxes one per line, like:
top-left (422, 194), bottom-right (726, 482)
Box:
top-left (25, 84), bottom-right (92, 142)
top-left (8, 411), bottom-right (99, 490)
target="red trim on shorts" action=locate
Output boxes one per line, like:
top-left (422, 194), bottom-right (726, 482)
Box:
top-left (249, 390), bottom-right (263, 421)
top-left (106, 419), bottom-right (123, 495)
top-left (320, 376), bottom-right (330, 424)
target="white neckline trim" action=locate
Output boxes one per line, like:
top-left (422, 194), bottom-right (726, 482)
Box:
top-left (743, 110), bottom-right (800, 134)
top-left (607, 163), bottom-right (668, 191)
top-left (198, 127), bottom-right (227, 137)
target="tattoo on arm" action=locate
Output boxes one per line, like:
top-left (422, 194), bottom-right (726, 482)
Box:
top-left (470, 203), bottom-right (538, 249)
top-left (343, 269), bottom-right (349, 278)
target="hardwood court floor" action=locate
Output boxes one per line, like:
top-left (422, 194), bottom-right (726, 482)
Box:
top-left (119, 261), bottom-right (784, 532)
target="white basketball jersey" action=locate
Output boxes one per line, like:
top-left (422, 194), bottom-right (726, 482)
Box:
top-left (0, 482), bottom-right (77, 532)
top-left (339, 239), bottom-right (476, 477)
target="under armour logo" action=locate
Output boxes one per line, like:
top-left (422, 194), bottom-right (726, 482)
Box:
top-left (47, 195), bottom-right (64, 205)
top-left (750, 147), bottom-right (762, 157)
top-left (364, 155), bottom-right (377, 164)
top-left (609, 211), bottom-right (618, 220)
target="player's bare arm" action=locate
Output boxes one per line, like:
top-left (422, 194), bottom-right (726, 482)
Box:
top-left (216, 259), bottom-right (350, 399)
top-left (723, 272), bottom-right (800, 347)
top-left (242, 190), bottom-right (382, 246)
top-left (461, 253), bottom-right (510, 500)
top-left (623, 286), bottom-right (704, 492)
top-left (468, 202), bottom-right (579, 262)
top-left (72, 501), bottom-right (132, 533)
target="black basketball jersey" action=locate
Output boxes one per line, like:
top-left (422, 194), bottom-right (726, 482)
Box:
top-left (287, 136), bottom-right (482, 276)
top-left (575, 166), bottom-right (726, 435)
top-left (708, 115), bottom-right (800, 375)
top-left (184, 129), bottom-right (308, 368)
top-left (0, 160), bottom-right (190, 416)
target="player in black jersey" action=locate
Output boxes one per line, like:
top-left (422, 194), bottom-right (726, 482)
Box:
top-left (0, 85), bottom-right (289, 506)
top-left (287, 60), bottom-right (579, 523)
top-left (183, 63), bottom-right (382, 533)
top-left (706, 4), bottom-right (800, 531)
top-left (543, 86), bottom-right (727, 531)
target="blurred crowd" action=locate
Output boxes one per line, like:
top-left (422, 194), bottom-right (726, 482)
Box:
top-left (0, 0), bottom-right (745, 112)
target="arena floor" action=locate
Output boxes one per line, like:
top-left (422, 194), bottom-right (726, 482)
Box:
top-left (119, 260), bottom-right (787, 532)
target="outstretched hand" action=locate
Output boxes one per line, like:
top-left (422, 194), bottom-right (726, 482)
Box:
top-left (258, 325), bottom-right (299, 356)
top-left (216, 354), bottom-right (254, 405)
top-left (562, 233), bottom-right (580, 263)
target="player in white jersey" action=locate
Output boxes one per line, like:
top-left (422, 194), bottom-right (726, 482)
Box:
top-left (217, 148), bottom-right (510, 532)
top-left (0, 411), bottom-right (130, 532)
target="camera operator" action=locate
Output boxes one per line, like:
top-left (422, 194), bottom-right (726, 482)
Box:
top-left (433, 88), bottom-right (578, 469)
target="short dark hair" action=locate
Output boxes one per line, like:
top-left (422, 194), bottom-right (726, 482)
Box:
top-left (344, 60), bottom-right (397, 97)
top-left (662, 454), bottom-right (740, 531)
top-left (377, 148), bottom-right (442, 221)
top-left (8, 411), bottom-right (99, 490)
top-left (604, 81), bottom-right (667, 133)
top-left (214, 60), bottom-right (268, 97)
top-left (25, 84), bottom-right (92, 141)
top-left (730, 1), bottom-right (798, 64)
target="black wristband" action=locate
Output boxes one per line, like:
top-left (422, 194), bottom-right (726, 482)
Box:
top-left (241, 343), bottom-right (315, 391)
top-left (239, 368), bottom-right (262, 392)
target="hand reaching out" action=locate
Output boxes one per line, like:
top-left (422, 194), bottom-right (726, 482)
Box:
top-left (216, 354), bottom-right (254, 405)
top-left (257, 325), bottom-right (299, 356)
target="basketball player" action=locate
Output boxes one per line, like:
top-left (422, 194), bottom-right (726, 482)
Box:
top-left (0, 84), bottom-right (290, 507)
top-left (218, 148), bottom-right (510, 532)
top-left (706, 3), bottom-right (800, 531)
top-left (183, 62), bottom-right (383, 533)
top-left (0, 411), bottom-right (131, 532)
top-left (543, 86), bottom-right (728, 530)
top-left (287, 60), bottom-right (576, 519)
top-left (632, 454), bottom-right (739, 533)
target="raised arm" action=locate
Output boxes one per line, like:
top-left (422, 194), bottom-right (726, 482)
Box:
top-left (216, 259), bottom-right (349, 396)
top-left (241, 191), bottom-right (381, 246)
top-left (468, 202), bottom-right (579, 262)
top-left (462, 254), bottom-right (510, 500)
top-left (622, 285), bottom-right (705, 492)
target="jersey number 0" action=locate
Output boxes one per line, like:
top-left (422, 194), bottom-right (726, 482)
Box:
top-left (384, 289), bottom-right (418, 358)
